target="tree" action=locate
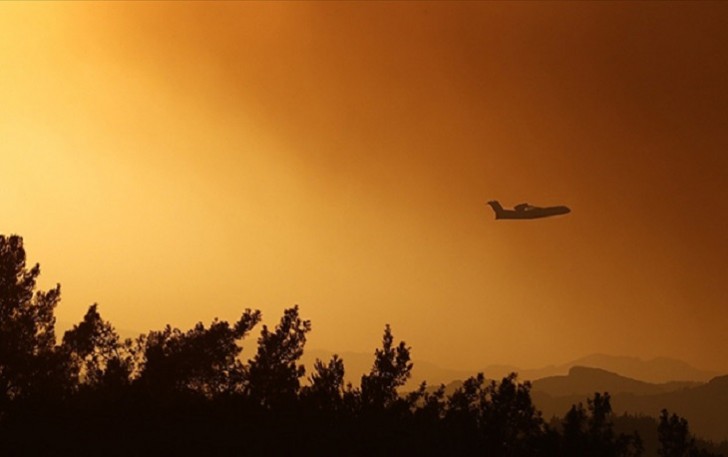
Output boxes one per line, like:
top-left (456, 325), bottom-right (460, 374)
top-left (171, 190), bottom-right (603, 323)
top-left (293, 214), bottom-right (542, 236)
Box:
top-left (302, 354), bottom-right (345, 411)
top-left (360, 324), bottom-right (413, 410)
top-left (561, 393), bottom-right (642, 457)
top-left (589, 392), bottom-right (619, 456)
top-left (0, 235), bottom-right (62, 406)
top-left (62, 304), bottom-right (132, 390)
top-left (480, 374), bottom-right (548, 456)
top-left (562, 401), bottom-right (590, 456)
top-left (442, 373), bottom-right (552, 456)
top-left (656, 409), bottom-right (719, 457)
top-left (403, 380), bottom-right (446, 424)
top-left (444, 373), bottom-right (487, 452)
top-left (139, 309), bottom-right (261, 397)
top-left (246, 305), bottom-right (311, 407)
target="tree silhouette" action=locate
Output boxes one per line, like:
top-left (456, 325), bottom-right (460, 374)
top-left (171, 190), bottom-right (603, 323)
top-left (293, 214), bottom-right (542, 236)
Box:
top-left (443, 373), bottom-right (487, 453)
top-left (302, 354), bottom-right (345, 411)
top-left (360, 324), bottom-right (413, 410)
top-left (480, 374), bottom-right (549, 456)
top-left (139, 309), bottom-right (261, 397)
top-left (561, 392), bottom-right (643, 457)
top-left (659, 409), bottom-right (694, 457)
top-left (442, 373), bottom-right (554, 456)
top-left (416, 382), bottom-right (447, 421)
top-left (62, 304), bottom-right (133, 390)
top-left (562, 400), bottom-right (590, 455)
top-left (657, 409), bottom-right (721, 457)
top-left (0, 235), bottom-right (63, 406)
top-left (246, 305), bottom-right (310, 407)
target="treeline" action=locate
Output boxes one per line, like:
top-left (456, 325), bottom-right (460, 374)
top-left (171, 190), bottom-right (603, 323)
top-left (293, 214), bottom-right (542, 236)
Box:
top-left (0, 235), bottom-right (721, 456)
top-left (611, 415), bottom-right (728, 457)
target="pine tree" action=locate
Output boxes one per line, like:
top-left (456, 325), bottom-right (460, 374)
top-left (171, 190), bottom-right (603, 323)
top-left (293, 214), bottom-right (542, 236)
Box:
top-left (0, 235), bottom-right (62, 405)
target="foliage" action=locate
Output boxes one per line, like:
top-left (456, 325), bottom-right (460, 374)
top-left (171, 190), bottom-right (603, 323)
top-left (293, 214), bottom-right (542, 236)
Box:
top-left (245, 305), bottom-right (310, 407)
top-left (442, 372), bottom-right (553, 456)
top-left (138, 309), bottom-right (261, 397)
top-left (61, 304), bottom-right (133, 389)
top-left (561, 392), bottom-right (643, 457)
top-left (302, 354), bottom-right (345, 411)
top-left (658, 409), bottom-right (722, 457)
top-left (360, 324), bottom-right (413, 410)
top-left (0, 235), bottom-right (62, 405)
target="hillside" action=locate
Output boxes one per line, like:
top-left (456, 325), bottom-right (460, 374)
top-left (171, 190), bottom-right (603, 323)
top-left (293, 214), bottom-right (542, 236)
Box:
top-left (531, 368), bottom-right (728, 443)
top-left (486, 354), bottom-right (718, 383)
top-left (302, 350), bottom-right (719, 389)
top-left (531, 366), bottom-right (699, 397)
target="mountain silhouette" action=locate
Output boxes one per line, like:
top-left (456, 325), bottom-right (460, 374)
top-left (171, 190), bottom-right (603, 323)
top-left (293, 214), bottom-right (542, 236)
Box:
top-left (485, 353), bottom-right (718, 384)
top-left (302, 351), bottom-right (718, 388)
top-left (531, 367), bottom-right (728, 442)
top-left (532, 366), bottom-right (700, 397)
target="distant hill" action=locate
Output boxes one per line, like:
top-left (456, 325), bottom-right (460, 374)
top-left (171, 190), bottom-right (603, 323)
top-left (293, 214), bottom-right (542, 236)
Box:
top-left (621, 375), bottom-right (728, 444)
top-left (531, 366), bottom-right (700, 397)
top-left (566, 354), bottom-right (717, 383)
top-left (531, 367), bottom-right (728, 443)
top-left (301, 350), bottom-right (721, 390)
top-left (485, 353), bottom-right (718, 384)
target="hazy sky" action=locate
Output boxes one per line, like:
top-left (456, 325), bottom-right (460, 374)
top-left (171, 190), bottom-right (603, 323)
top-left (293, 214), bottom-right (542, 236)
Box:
top-left (1, 2), bottom-right (726, 372)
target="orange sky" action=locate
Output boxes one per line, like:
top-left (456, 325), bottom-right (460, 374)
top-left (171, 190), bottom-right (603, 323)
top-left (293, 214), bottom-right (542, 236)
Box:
top-left (1, 2), bottom-right (726, 372)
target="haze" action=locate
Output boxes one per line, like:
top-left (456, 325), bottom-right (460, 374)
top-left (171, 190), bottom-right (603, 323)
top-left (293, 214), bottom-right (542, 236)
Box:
top-left (1, 2), bottom-right (726, 373)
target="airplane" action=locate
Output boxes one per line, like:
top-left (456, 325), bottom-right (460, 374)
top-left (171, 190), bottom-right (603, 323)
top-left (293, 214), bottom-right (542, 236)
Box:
top-left (487, 200), bottom-right (570, 220)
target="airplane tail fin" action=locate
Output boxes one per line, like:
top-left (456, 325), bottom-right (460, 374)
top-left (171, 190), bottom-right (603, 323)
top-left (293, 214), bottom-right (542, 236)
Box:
top-left (487, 200), bottom-right (504, 219)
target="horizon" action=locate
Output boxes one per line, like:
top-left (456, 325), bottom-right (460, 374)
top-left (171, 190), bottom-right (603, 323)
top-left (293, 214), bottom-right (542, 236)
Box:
top-left (55, 316), bottom-right (724, 379)
top-left (2, 2), bottom-right (727, 374)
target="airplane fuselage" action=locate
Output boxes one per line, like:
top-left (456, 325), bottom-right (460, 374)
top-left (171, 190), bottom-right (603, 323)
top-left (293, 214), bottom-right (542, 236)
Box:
top-left (487, 201), bottom-right (570, 220)
top-left (494, 206), bottom-right (570, 219)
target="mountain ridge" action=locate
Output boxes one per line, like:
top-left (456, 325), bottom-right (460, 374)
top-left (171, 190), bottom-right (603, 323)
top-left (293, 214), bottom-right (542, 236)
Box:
top-left (530, 366), bottom-right (728, 442)
top-left (301, 349), bottom-right (720, 387)
top-left (485, 353), bottom-right (718, 384)
top-left (531, 365), bottom-right (701, 397)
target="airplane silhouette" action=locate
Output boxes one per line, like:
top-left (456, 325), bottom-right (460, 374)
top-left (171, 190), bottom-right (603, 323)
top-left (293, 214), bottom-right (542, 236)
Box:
top-left (487, 200), bottom-right (570, 220)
